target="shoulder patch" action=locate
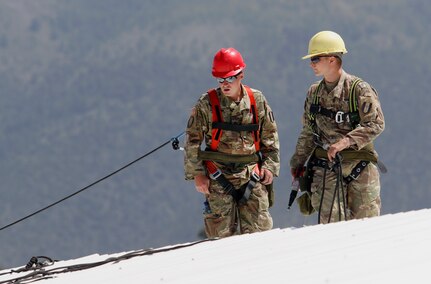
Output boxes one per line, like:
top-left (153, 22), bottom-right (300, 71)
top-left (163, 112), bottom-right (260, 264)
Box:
top-left (187, 116), bottom-right (195, 128)
top-left (361, 102), bottom-right (373, 114)
top-left (187, 107), bottom-right (197, 128)
top-left (268, 111), bottom-right (275, 123)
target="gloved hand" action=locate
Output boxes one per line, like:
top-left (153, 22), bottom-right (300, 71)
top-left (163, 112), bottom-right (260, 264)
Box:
top-left (288, 167), bottom-right (304, 209)
top-left (291, 167), bottom-right (305, 179)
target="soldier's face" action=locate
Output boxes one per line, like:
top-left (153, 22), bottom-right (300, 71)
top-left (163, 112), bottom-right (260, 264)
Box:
top-left (310, 56), bottom-right (337, 77)
top-left (218, 72), bottom-right (244, 100)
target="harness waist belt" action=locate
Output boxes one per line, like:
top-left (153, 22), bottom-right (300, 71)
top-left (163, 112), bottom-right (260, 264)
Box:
top-left (314, 147), bottom-right (378, 163)
top-left (309, 157), bottom-right (370, 185)
top-left (198, 150), bottom-right (260, 164)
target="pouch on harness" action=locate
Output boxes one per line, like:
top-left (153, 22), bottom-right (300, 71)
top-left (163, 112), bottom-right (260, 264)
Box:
top-left (201, 86), bottom-right (273, 206)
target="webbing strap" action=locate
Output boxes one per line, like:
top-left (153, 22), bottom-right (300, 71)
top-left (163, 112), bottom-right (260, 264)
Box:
top-left (349, 78), bottom-right (362, 113)
top-left (308, 81), bottom-right (324, 125)
top-left (208, 89), bottom-right (222, 151)
top-left (344, 161), bottom-right (369, 184)
top-left (314, 147), bottom-right (378, 163)
top-left (309, 104), bottom-right (354, 123)
top-left (348, 78), bottom-right (362, 125)
top-left (238, 166), bottom-right (260, 204)
top-left (245, 85), bottom-right (260, 152)
top-left (309, 157), bottom-right (369, 185)
top-left (205, 160), bottom-right (236, 196)
top-left (309, 78), bottom-right (363, 127)
top-left (205, 160), bottom-right (260, 204)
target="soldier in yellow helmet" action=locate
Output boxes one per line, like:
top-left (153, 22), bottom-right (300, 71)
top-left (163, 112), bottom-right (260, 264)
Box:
top-left (290, 31), bottom-right (385, 223)
top-left (184, 48), bottom-right (280, 237)
top-left (301, 30), bottom-right (348, 59)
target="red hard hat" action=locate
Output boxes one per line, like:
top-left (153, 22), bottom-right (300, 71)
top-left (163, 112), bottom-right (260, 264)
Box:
top-left (212, 48), bottom-right (246, 78)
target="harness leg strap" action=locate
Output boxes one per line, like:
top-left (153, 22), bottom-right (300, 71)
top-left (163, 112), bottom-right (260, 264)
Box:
top-left (237, 166), bottom-right (261, 205)
top-left (344, 161), bottom-right (370, 184)
top-left (205, 161), bottom-right (261, 204)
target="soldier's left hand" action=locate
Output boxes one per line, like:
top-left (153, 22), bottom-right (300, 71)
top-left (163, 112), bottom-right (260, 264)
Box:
top-left (260, 168), bottom-right (273, 185)
top-left (328, 137), bottom-right (351, 161)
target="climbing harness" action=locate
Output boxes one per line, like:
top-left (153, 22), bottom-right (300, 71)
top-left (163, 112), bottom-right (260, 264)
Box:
top-left (203, 86), bottom-right (262, 205)
top-left (207, 86), bottom-right (260, 152)
top-left (309, 78), bottom-right (363, 129)
top-left (296, 78), bottom-right (385, 223)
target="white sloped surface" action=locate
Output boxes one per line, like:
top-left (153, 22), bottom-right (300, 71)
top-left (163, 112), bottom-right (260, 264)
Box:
top-left (1, 209), bottom-right (430, 284)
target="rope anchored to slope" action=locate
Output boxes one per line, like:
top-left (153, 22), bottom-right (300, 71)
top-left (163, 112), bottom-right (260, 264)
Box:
top-left (0, 238), bottom-right (216, 284)
top-left (0, 131), bottom-right (185, 232)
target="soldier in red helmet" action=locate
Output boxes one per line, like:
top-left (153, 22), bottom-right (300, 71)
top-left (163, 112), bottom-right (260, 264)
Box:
top-left (184, 48), bottom-right (280, 238)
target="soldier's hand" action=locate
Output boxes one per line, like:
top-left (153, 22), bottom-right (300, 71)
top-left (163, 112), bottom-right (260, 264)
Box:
top-left (291, 167), bottom-right (305, 179)
top-left (194, 174), bottom-right (210, 194)
top-left (260, 168), bottom-right (273, 185)
top-left (328, 137), bottom-right (351, 161)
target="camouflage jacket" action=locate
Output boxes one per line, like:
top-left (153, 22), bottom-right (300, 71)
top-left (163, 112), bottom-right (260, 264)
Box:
top-left (290, 70), bottom-right (385, 169)
top-left (184, 85), bottom-right (280, 182)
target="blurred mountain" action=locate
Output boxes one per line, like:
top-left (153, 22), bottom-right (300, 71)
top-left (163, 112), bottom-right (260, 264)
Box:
top-left (0, 0), bottom-right (430, 268)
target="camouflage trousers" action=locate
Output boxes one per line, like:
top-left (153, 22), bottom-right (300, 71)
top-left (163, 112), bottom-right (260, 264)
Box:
top-left (310, 160), bottom-right (381, 224)
top-left (203, 180), bottom-right (273, 238)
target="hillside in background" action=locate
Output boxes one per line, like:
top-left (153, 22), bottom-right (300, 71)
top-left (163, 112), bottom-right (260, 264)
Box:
top-left (0, 0), bottom-right (430, 268)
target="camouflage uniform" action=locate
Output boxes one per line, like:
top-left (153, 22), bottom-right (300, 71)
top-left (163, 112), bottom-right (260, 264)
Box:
top-left (290, 70), bottom-right (385, 223)
top-left (185, 85), bottom-right (280, 237)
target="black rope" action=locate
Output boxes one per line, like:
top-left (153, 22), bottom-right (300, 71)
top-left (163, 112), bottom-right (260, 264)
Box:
top-left (339, 165), bottom-right (348, 220)
top-left (0, 131), bottom-right (185, 232)
top-left (327, 155), bottom-right (347, 223)
top-left (317, 167), bottom-right (327, 224)
top-left (0, 238), bottom-right (216, 284)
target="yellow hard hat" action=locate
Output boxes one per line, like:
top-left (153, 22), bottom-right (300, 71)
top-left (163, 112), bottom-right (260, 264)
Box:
top-left (302, 31), bottom-right (348, 59)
